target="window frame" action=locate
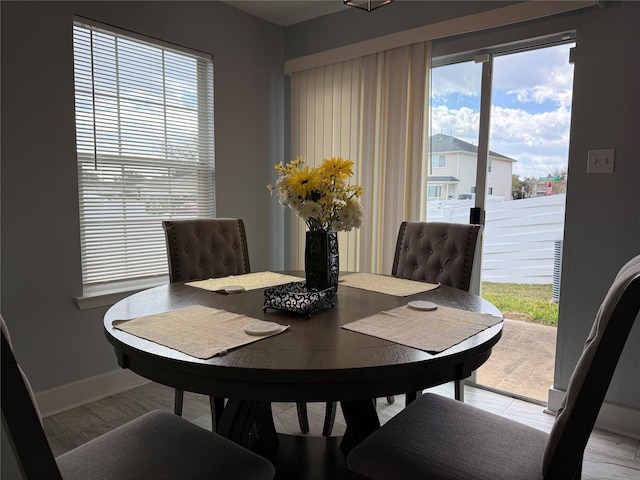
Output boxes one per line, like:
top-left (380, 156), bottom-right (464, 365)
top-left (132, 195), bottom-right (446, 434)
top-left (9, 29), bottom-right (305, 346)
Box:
top-left (433, 154), bottom-right (447, 168)
top-left (427, 185), bottom-right (443, 198)
top-left (72, 17), bottom-right (216, 308)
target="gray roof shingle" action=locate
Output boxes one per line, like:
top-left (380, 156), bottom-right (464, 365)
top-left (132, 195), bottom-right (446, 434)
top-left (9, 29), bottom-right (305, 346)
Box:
top-left (430, 134), bottom-right (515, 161)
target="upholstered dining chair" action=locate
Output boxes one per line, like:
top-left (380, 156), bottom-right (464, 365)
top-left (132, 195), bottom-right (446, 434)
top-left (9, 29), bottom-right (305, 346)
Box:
top-left (163, 218), bottom-right (250, 430)
top-left (347, 254), bottom-right (640, 480)
top-left (163, 218), bottom-right (311, 434)
top-left (393, 221), bottom-right (481, 403)
top-left (392, 221), bottom-right (481, 292)
top-left (1, 315), bottom-right (276, 480)
top-left (163, 218), bottom-right (251, 284)
top-left (319, 221), bottom-right (483, 437)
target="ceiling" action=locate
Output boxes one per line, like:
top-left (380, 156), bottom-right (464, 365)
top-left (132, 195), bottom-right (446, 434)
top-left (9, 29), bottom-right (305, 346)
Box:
top-left (220, 1), bottom-right (350, 26)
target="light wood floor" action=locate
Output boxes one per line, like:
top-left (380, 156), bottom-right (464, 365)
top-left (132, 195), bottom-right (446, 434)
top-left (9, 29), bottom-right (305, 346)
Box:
top-left (43, 382), bottom-right (640, 479)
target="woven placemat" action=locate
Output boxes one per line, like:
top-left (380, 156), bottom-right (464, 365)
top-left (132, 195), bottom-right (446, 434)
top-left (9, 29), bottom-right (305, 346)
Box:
top-left (186, 271), bottom-right (304, 292)
top-left (339, 272), bottom-right (439, 296)
top-left (112, 305), bottom-right (288, 359)
top-left (342, 304), bottom-right (502, 353)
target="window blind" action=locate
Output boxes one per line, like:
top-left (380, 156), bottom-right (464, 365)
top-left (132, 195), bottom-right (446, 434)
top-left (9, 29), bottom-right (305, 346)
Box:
top-left (73, 19), bottom-right (215, 293)
top-left (290, 42), bottom-right (429, 275)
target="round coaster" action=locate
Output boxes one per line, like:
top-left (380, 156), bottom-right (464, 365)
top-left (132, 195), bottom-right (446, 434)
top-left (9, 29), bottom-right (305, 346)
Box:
top-left (244, 321), bottom-right (282, 336)
top-left (407, 300), bottom-right (438, 311)
top-left (223, 285), bottom-right (245, 294)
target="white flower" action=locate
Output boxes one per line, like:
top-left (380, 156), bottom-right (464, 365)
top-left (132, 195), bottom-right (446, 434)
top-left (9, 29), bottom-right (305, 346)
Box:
top-left (269, 157), bottom-right (364, 232)
top-left (299, 201), bottom-right (322, 220)
top-left (288, 194), bottom-right (302, 210)
top-left (333, 199), bottom-right (363, 232)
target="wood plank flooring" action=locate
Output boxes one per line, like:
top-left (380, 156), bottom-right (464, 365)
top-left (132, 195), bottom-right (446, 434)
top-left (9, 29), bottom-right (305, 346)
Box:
top-left (43, 382), bottom-right (640, 479)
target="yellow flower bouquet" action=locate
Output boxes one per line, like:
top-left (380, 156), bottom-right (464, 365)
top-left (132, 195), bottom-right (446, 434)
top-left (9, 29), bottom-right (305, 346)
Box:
top-left (268, 156), bottom-right (364, 232)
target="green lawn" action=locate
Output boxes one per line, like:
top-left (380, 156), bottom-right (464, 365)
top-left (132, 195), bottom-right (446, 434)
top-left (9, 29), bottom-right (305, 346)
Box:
top-left (481, 282), bottom-right (559, 327)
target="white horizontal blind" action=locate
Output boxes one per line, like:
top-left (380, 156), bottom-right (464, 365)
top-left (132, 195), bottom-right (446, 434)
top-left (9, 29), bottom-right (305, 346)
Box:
top-left (73, 19), bottom-right (215, 292)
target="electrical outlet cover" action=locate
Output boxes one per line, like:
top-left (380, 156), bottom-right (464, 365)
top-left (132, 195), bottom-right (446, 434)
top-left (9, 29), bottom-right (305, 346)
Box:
top-left (587, 149), bottom-right (615, 174)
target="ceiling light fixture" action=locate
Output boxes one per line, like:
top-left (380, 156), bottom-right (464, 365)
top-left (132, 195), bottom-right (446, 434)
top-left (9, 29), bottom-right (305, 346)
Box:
top-left (344, 0), bottom-right (393, 12)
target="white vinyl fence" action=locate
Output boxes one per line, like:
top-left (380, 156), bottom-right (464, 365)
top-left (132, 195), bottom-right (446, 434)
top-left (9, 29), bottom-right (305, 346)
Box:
top-left (427, 194), bottom-right (566, 284)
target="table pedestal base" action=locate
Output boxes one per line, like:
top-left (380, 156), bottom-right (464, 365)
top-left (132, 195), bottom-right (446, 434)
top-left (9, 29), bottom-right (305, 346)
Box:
top-left (218, 398), bottom-right (380, 456)
top-left (339, 400), bottom-right (380, 455)
top-left (217, 400), bottom-right (279, 451)
top-left (217, 400), bottom-right (368, 478)
top-left (260, 434), bottom-right (365, 480)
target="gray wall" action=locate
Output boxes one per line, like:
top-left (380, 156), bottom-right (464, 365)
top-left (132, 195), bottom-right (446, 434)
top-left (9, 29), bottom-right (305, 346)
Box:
top-left (1, 1), bottom-right (285, 392)
top-left (286, 1), bottom-right (640, 409)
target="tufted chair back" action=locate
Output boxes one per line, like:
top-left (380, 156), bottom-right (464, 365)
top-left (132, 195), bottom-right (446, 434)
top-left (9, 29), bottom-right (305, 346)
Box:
top-left (542, 254), bottom-right (640, 479)
top-left (163, 218), bottom-right (250, 283)
top-left (392, 221), bottom-right (481, 291)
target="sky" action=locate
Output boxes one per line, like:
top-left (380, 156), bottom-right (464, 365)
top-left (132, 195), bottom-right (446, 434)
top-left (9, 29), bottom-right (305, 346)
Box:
top-left (430, 43), bottom-right (574, 180)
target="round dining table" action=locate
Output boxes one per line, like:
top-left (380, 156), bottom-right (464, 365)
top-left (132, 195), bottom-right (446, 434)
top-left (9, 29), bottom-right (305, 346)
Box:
top-left (103, 272), bottom-right (503, 479)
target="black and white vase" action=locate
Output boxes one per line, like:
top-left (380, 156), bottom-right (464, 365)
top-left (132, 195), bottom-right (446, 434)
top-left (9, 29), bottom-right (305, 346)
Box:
top-left (304, 230), bottom-right (339, 294)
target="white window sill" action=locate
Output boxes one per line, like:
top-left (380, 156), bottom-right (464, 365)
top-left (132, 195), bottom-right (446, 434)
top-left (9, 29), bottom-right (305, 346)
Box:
top-left (75, 276), bottom-right (169, 310)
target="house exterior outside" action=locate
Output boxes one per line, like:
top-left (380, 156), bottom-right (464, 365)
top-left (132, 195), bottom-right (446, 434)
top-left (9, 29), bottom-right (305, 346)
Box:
top-left (428, 133), bottom-right (516, 200)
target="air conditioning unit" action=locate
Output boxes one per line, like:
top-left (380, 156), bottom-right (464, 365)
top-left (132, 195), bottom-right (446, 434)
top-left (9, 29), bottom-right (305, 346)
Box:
top-left (552, 240), bottom-right (563, 303)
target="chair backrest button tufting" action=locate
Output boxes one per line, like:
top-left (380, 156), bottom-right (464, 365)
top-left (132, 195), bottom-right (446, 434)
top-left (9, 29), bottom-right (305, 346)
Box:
top-left (392, 221), bottom-right (481, 291)
top-left (163, 218), bottom-right (251, 283)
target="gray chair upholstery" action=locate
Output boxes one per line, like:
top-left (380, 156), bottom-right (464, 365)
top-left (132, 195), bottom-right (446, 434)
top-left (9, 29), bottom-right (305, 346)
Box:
top-left (163, 218), bottom-right (251, 283)
top-left (323, 222), bottom-right (483, 435)
top-left (1, 316), bottom-right (275, 480)
top-left (163, 218), bottom-right (311, 434)
top-left (392, 221), bottom-right (481, 291)
top-left (347, 254), bottom-right (640, 480)
top-left (163, 218), bottom-right (251, 428)
top-left (393, 221), bottom-right (482, 405)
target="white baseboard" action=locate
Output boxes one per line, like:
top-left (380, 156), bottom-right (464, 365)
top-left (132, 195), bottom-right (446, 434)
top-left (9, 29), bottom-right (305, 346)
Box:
top-left (35, 369), bottom-right (151, 418)
top-left (547, 387), bottom-right (640, 440)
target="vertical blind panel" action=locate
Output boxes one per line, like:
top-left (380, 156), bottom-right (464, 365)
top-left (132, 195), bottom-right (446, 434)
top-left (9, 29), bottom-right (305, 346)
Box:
top-left (290, 44), bottom-right (430, 275)
top-left (290, 60), bottom-right (365, 271)
top-left (74, 21), bottom-right (215, 288)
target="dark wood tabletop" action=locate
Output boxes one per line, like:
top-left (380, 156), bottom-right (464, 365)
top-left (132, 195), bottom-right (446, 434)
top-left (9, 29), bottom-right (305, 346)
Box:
top-left (104, 273), bottom-right (502, 402)
top-left (103, 272), bottom-right (503, 470)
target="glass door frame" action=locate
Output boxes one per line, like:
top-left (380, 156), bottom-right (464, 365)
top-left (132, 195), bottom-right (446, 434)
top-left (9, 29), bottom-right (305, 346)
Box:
top-left (429, 33), bottom-right (576, 295)
top-left (428, 32), bottom-right (576, 397)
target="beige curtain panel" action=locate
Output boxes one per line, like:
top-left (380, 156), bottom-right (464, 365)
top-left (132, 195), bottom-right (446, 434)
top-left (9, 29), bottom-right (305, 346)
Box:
top-left (290, 41), bottom-right (431, 275)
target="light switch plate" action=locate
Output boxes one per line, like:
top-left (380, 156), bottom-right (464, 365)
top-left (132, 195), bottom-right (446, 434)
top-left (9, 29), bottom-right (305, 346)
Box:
top-left (587, 149), bottom-right (615, 174)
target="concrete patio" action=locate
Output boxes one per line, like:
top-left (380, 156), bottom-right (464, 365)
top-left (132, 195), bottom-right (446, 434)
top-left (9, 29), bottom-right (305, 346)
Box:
top-left (474, 318), bottom-right (558, 403)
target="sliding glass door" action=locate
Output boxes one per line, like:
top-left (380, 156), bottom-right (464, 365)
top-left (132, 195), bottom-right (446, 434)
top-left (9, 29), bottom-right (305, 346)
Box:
top-left (426, 55), bottom-right (491, 294)
top-left (426, 39), bottom-right (575, 402)
top-left (427, 59), bottom-right (482, 224)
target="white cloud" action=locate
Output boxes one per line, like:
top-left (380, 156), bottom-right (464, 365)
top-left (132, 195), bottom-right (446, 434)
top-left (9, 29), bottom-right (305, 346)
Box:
top-left (431, 104), bottom-right (571, 178)
top-left (431, 62), bottom-right (481, 99)
top-left (494, 45), bottom-right (574, 103)
top-left (430, 43), bottom-right (574, 179)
